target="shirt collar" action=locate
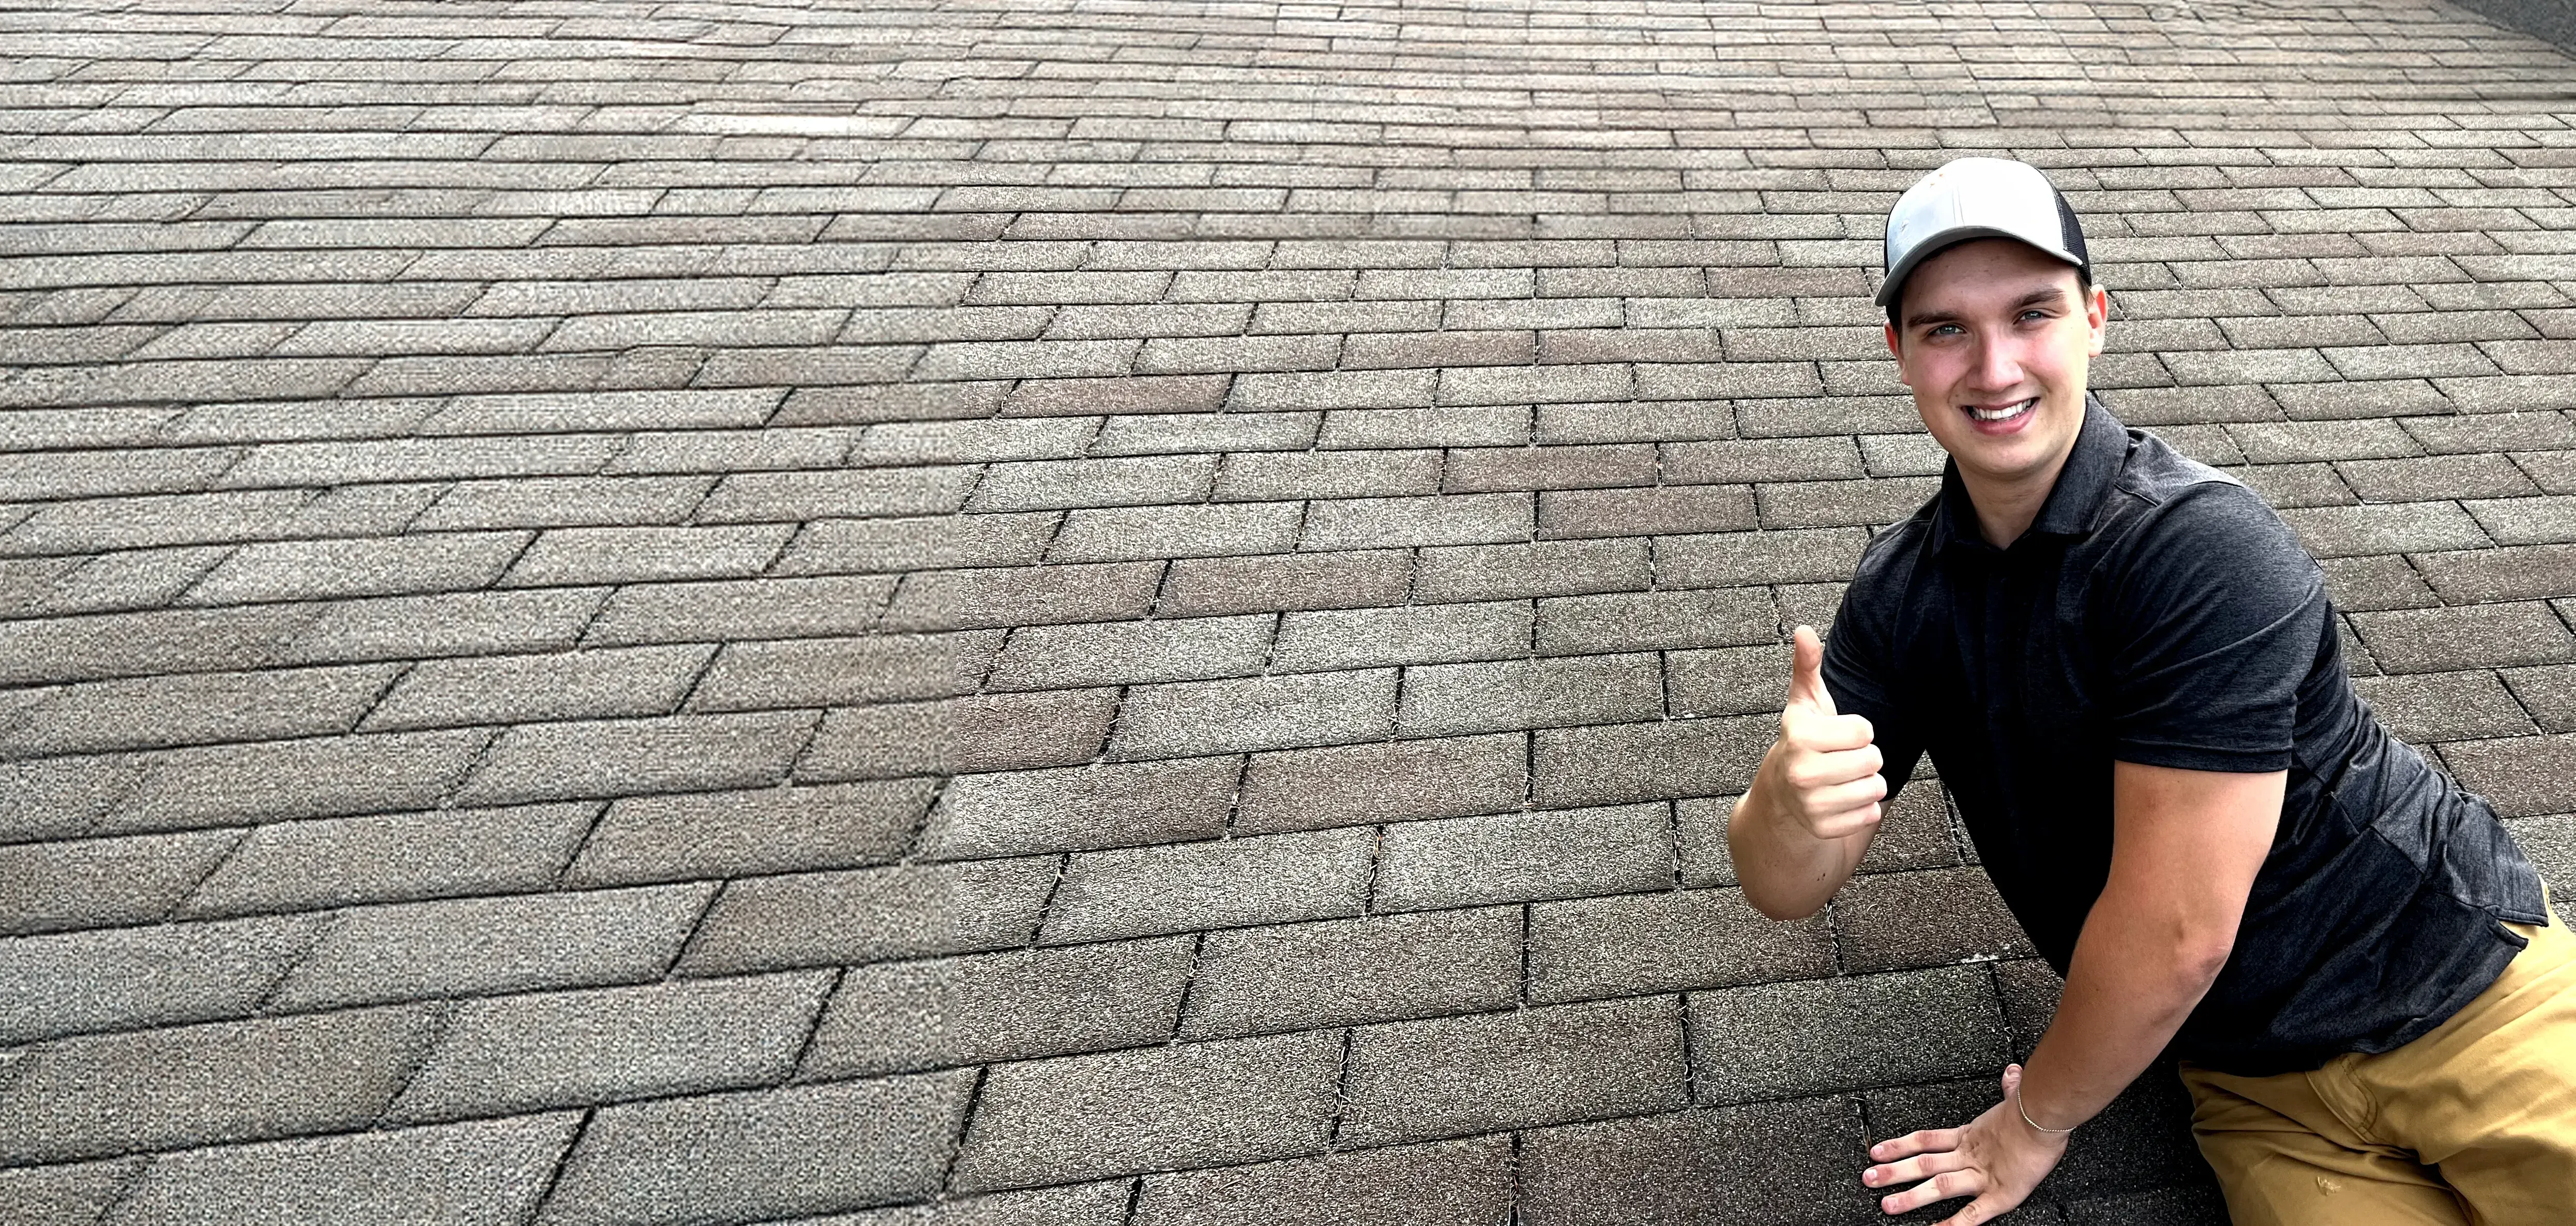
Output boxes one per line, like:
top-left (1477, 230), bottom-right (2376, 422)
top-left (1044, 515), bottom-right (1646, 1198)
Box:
top-left (1931, 393), bottom-right (2126, 557)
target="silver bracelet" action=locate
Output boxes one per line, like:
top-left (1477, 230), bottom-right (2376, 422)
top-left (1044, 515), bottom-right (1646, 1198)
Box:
top-left (2014, 1087), bottom-right (2075, 1136)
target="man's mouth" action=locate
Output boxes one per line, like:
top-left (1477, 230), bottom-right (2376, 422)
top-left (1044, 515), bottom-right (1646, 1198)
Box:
top-left (1966, 397), bottom-right (2037, 423)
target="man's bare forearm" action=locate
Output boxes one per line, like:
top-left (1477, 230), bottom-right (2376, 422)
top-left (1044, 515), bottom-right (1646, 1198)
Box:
top-left (2013, 884), bottom-right (2232, 1130)
top-left (2012, 762), bottom-right (2283, 1130)
top-left (1730, 745), bottom-right (1871, 919)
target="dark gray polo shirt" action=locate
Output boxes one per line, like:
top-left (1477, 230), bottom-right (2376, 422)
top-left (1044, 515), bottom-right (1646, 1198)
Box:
top-left (1824, 397), bottom-right (2548, 1076)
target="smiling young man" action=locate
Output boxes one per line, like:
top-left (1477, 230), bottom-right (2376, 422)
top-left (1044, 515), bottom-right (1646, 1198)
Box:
top-left (1726, 158), bottom-right (2576, 1224)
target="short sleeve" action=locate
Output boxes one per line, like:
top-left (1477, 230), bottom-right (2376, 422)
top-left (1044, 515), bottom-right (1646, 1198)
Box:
top-left (2100, 481), bottom-right (2328, 773)
top-left (1821, 573), bottom-right (1928, 797)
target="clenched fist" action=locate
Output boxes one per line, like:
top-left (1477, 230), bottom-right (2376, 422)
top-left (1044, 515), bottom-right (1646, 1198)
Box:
top-left (1760, 625), bottom-right (1887, 841)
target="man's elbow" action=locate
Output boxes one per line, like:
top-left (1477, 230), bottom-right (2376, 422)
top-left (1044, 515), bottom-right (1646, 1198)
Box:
top-left (2172, 927), bottom-right (2237, 988)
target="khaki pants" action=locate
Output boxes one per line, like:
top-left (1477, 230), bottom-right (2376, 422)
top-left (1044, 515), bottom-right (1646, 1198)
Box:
top-left (2179, 893), bottom-right (2576, 1226)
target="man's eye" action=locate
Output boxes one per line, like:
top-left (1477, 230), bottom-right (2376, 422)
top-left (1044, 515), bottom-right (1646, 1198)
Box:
top-left (1928, 324), bottom-right (1962, 337)
top-left (2019, 310), bottom-right (2050, 323)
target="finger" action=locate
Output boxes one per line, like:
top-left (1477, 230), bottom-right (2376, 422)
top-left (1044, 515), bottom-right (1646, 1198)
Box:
top-left (1783, 744), bottom-right (1883, 790)
top-left (1785, 625), bottom-right (1836, 716)
top-left (1785, 709), bottom-right (1875, 753)
top-left (1863, 1148), bottom-right (1969, 1190)
top-left (1802, 774), bottom-right (1888, 817)
top-left (1938, 1189), bottom-right (2025, 1226)
top-left (1869, 1127), bottom-right (1963, 1162)
top-left (1882, 1168), bottom-right (1984, 1216)
top-left (1807, 801), bottom-right (1881, 841)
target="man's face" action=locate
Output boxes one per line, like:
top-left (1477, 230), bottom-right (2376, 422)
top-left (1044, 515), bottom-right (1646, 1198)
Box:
top-left (1883, 237), bottom-right (2108, 491)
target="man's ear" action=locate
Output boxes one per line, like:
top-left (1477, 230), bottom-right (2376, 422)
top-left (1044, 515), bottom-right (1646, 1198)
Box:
top-left (1884, 321), bottom-right (1903, 359)
top-left (2085, 283), bottom-right (2109, 357)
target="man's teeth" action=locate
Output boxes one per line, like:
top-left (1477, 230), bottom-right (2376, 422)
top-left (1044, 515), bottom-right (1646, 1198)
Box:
top-left (1971, 399), bottom-right (2035, 422)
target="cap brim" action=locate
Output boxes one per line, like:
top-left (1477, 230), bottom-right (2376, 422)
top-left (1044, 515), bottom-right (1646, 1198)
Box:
top-left (1874, 226), bottom-right (2083, 310)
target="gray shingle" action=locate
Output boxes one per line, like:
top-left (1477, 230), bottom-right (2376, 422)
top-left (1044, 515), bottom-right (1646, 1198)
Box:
top-left (949, 1031), bottom-right (1342, 1192)
top-left (0, 1159), bottom-right (137, 1226)
top-left (804, 938), bottom-right (1194, 1077)
top-left (391, 973), bottom-right (829, 1122)
top-left (679, 858), bottom-right (1057, 974)
top-left (183, 803), bottom-right (593, 918)
top-left (1413, 537), bottom-right (1651, 603)
top-left (566, 781), bottom-right (930, 886)
top-left (2351, 601), bottom-right (2576, 674)
top-left (1181, 907), bottom-right (1523, 1039)
top-left (1112, 670), bottom-right (1397, 759)
top-left (2502, 664), bottom-right (2576, 734)
top-left (1339, 995), bottom-right (1687, 1146)
top-left (0, 1006), bottom-right (438, 1163)
top-left (2439, 734), bottom-right (2576, 818)
top-left (775, 512), bottom-right (1057, 576)
top-left (1688, 965), bottom-right (2009, 1103)
top-left (580, 576), bottom-right (890, 645)
top-left (457, 712), bottom-right (814, 805)
top-left (1051, 502), bottom-right (1301, 563)
top-left (1400, 653), bottom-right (1663, 736)
top-left (504, 524), bottom-right (791, 586)
top-left (2353, 670), bottom-right (2538, 744)
top-left (3, 662), bottom-right (399, 757)
top-left (1528, 887), bottom-right (1837, 1003)
top-left (363, 646), bottom-right (714, 731)
top-left (1270, 600), bottom-right (1531, 672)
top-left (2275, 501), bottom-right (2491, 556)
top-left (110, 1115), bottom-right (579, 1226)
top-left (810, 1183), bottom-right (1135, 1226)
top-left (693, 631), bottom-right (1003, 709)
top-left (1539, 485), bottom-right (1756, 538)
top-left (1374, 804), bottom-right (1672, 913)
top-left (0, 829), bottom-right (237, 935)
top-left (2407, 543), bottom-right (2576, 606)
top-left (800, 689), bottom-right (1115, 781)
top-left (921, 755), bottom-right (1241, 861)
top-left (1042, 827), bottom-right (1375, 944)
top-left (0, 914), bottom-right (321, 1043)
top-left (270, 884), bottom-right (711, 1011)
top-left (1832, 867), bottom-right (2034, 974)
top-left (1235, 733), bottom-right (1527, 834)
top-left (982, 614), bottom-right (1274, 691)
top-left (541, 1073), bottom-right (976, 1224)
top-left (1517, 1099), bottom-right (1881, 1226)
top-left (1535, 587), bottom-right (1778, 655)
top-left (1158, 548), bottom-right (1413, 616)
top-left (107, 729), bottom-right (488, 834)
top-left (880, 562), bottom-right (1162, 633)
top-left (1, 757), bottom-right (135, 842)
top-left (1534, 715), bottom-right (1774, 808)
top-left (1655, 527), bottom-right (1870, 587)
top-left (1132, 1137), bottom-right (1512, 1226)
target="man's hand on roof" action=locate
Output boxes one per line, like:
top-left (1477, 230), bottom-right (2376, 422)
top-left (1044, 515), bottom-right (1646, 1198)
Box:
top-left (1861, 1062), bottom-right (2070, 1224)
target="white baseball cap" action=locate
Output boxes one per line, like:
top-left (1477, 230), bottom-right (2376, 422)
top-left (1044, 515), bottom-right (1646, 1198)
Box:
top-left (1876, 157), bottom-right (2090, 310)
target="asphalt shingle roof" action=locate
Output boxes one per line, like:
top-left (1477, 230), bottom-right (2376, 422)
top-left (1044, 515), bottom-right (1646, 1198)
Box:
top-left (3, 0), bottom-right (2574, 1221)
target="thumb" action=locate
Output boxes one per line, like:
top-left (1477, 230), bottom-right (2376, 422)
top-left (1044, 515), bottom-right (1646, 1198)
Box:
top-left (1786, 625), bottom-right (1837, 716)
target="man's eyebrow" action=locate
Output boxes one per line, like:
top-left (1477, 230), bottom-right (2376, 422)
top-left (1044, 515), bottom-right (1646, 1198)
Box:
top-left (1901, 285), bottom-right (2073, 330)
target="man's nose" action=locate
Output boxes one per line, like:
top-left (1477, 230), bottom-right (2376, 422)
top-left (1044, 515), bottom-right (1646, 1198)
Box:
top-left (1969, 335), bottom-right (2023, 392)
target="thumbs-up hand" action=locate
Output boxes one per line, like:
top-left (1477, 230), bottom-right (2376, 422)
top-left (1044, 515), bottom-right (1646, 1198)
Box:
top-left (1764, 625), bottom-right (1886, 841)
